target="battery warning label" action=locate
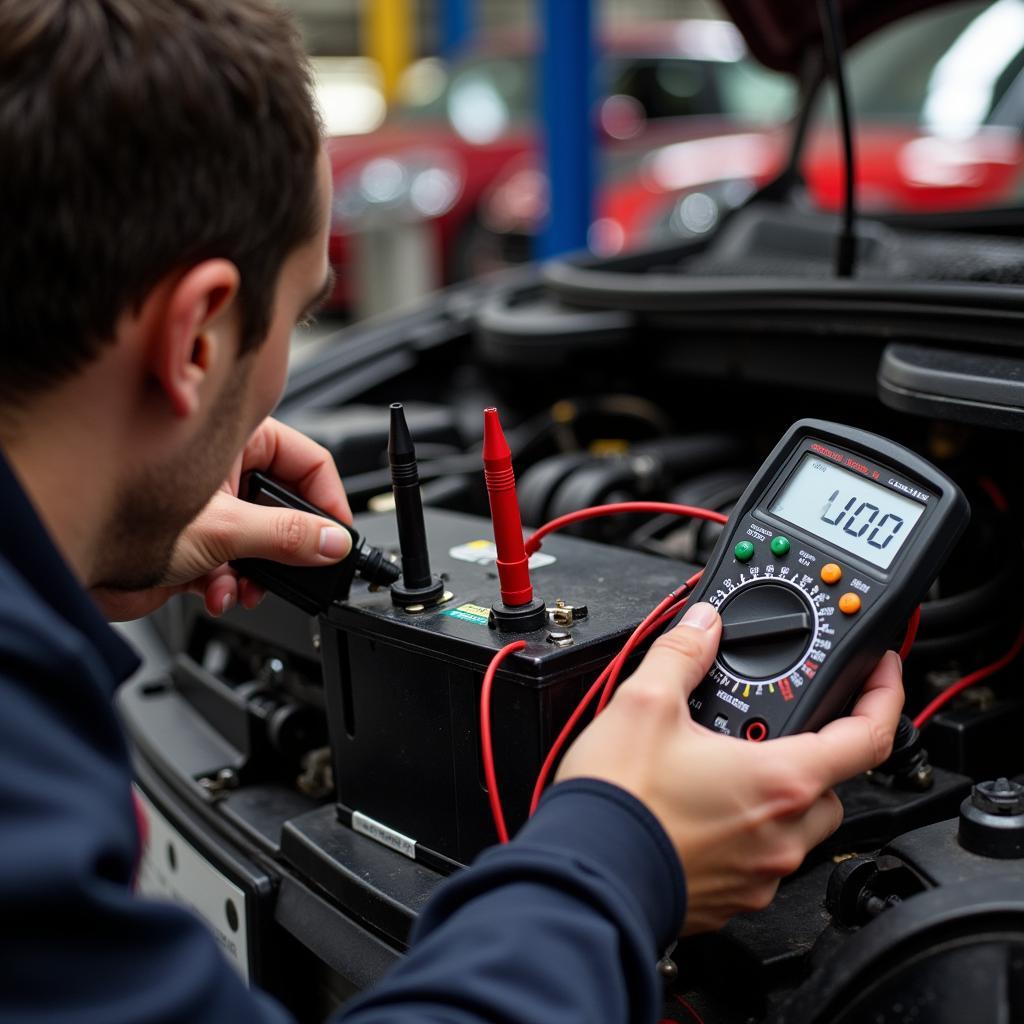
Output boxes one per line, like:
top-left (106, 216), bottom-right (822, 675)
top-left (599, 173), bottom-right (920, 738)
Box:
top-left (442, 603), bottom-right (491, 626)
top-left (448, 540), bottom-right (556, 569)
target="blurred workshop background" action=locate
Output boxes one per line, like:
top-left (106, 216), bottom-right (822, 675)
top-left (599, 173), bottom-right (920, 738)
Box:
top-left (288, 0), bottom-right (1024, 349)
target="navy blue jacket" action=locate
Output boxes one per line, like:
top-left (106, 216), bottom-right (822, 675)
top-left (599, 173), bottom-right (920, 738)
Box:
top-left (0, 449), bottom-right (685, 1023)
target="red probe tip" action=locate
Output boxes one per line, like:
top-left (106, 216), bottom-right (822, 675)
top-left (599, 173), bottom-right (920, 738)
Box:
top-left (482, 407), bottom-right (511, 463)
top-left (482, 407), bottom-right (535, 609)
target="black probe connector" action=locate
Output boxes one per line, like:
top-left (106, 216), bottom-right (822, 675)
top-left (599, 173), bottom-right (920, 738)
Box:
top-left (388, 403), bottom-right (446, 609)
top-left (231, 472), bottom-right (400, 615)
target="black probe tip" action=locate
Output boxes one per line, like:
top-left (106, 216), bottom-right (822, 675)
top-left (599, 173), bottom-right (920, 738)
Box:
top-left (388, 402), bottom-right (415, 463)
top-left (386, 401), bottom-right (445, 607)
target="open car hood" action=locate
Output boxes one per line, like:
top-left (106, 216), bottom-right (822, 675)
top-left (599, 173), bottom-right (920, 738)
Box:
top-left (720, 0), bottom-right (961, 72)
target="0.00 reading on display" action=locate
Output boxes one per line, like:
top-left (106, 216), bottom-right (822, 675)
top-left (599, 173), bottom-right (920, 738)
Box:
top-left (769, 455), bottom-right (925, 570)
top-left (822, 491), bottom-right (903, 551)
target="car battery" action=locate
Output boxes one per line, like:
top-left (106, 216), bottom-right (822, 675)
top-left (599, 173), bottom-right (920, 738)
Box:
top-left (320, 508), bottom-right (694, 871)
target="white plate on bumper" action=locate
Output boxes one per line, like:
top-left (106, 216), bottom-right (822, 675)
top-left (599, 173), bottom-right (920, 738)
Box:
top-left (135, 787), bottom-right (252, 980)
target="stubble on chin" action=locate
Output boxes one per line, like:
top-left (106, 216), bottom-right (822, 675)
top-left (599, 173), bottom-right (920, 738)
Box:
top-left (90, 370), bottom-right (251, 593)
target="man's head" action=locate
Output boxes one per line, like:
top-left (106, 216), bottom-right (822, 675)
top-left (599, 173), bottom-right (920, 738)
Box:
top-left (0, 0), bottom-right (332, 588)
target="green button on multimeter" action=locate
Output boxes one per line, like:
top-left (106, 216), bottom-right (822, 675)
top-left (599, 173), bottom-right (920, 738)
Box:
top-left (734, 541), bottom-right (755, 562)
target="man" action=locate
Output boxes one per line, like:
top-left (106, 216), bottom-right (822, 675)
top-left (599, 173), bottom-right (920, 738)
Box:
top-left (0, 2), bottom-right (903, 1022)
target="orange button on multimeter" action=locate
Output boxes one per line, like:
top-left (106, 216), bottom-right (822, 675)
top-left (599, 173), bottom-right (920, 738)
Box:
top-left (839, 592), bottom-right (862, 615)
top-left (821, 563), bottom-right (842, 585)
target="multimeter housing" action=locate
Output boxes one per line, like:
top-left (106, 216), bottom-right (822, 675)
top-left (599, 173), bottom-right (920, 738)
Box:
top-left (687, 420), bottom-right (970, 740)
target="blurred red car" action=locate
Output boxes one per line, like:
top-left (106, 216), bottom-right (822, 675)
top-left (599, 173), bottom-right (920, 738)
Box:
top-left (323, 20), bottom-right (794, 310)
top-left (477, 0), bottom-right (1024, 262)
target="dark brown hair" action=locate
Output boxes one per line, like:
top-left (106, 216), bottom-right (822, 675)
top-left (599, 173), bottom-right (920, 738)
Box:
top-left (0, 0), bottom-right (321, 402)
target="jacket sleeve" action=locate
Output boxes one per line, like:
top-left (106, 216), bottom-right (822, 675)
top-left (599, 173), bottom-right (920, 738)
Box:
top-left (0, 616), bottom-right (292, 1024)
top-left (334, 778), bottom-right (686, 1024)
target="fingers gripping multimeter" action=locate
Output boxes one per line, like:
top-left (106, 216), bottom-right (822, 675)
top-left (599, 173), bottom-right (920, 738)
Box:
top-left (686, 420), bottom-right (970, 741)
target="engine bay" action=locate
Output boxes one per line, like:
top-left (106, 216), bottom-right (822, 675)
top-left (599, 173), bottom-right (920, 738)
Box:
top-left (121, 266), bottom-right (1024, 1021)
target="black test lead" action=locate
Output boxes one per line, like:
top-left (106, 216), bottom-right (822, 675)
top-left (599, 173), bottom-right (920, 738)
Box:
top-left (388, 402), bottom-right (447, 610)
top-left (231, 472), bottom-right (400, 616)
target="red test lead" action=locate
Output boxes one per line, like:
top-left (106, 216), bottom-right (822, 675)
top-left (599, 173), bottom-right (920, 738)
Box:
top-left (482, 408), bottom-right (547, 632)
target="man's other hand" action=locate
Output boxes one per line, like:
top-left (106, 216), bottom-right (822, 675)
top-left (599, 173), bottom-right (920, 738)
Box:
top-left (555, 601), bottom-right (904, 935)
top-left (93, 418), bottom-right (352, 620)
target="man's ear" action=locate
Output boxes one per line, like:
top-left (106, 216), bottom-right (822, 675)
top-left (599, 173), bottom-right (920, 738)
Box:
top-left (148, 259), bottom-right (241, 418)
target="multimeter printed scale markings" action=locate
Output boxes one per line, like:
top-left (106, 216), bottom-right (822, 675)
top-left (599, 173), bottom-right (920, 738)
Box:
top-left (703, 536), bottom-right (886, 735)
top-left (706, 564), bottom-right (837, 693)
top-left (717, 537), bottom-right (862, 703)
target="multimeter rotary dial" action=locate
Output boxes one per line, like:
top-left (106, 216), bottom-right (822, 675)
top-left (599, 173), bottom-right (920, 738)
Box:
top-left (717, 581), bottom-right (814, 680)
top-left (707, 571), bottom-right (834, 696)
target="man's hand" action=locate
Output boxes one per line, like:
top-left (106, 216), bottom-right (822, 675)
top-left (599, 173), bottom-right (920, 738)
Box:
top-left (93, 418), bottom-right (353, 621)
top-left (555, 601), bottom-right (903, 935)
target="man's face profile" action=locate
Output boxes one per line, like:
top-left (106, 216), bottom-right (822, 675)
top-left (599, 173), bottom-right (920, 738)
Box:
top-left (90, 150), bottom-right (335, 593)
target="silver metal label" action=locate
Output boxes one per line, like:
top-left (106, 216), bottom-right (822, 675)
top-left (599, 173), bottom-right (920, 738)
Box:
top-left (352, 811), bottom-right (417, 860)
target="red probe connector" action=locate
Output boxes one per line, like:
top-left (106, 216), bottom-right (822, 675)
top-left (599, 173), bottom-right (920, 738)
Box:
top-left (482, 408), bottom-right (547, 631)
top-left (483, 408), bottom-right (533, 606)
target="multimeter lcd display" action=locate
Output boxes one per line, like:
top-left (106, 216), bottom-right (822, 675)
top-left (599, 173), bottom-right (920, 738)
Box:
top-left (769, 455), bottom-right (926, 569)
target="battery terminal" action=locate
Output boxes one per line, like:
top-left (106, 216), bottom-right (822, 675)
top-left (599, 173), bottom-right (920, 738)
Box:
top-left (402, 590), bottom-right (455, 614)
top-left (547, 599), bottom-right (589, 626)
top-left (546, 630), bottom-right (575, 648)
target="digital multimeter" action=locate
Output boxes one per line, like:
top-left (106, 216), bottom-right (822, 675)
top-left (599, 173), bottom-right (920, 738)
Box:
top-left (686, 420), bottom-right (970, 741)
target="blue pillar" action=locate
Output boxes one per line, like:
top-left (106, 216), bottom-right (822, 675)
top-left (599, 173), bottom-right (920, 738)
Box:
top-left (440, 0), bottom-right (473, 61)
top-left (537, 0), bottom-right (597, 260)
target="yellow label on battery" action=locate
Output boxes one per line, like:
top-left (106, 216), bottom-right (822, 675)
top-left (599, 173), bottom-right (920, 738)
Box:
top-left (442, 603), bottom-right (490, 626)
